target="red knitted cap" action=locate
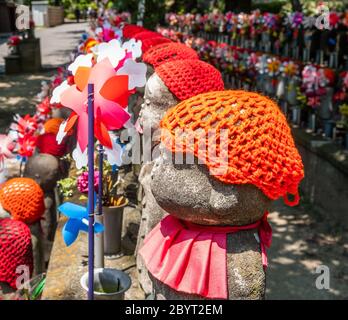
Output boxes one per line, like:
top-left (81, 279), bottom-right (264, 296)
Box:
top-left (142, 37), bottom-right (172, 54)
top-left (37, 133), bottom-right (67, 157)
top-left (155, 59), bottom-right (225, 101)
top-left (0, 178), bottom-right (45, 224)
top-left (133, 31), bottom-right (164, 41)
top-left (0, 218), bottom-right (33, 289)
top-left (143, 42), bottom-right (199, 68)
top-left (122, 24), bottom-right (147, 39)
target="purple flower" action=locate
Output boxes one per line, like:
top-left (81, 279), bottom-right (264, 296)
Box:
top-left (77, 171), bottom-right (99, 194)
top-left (292, 12), bottom-right (303, 28)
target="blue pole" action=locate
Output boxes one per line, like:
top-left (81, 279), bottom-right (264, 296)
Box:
top-left (87, 83), bottom-right (95, 300)
top-left (95, 144), bottom-right (104, 268)
top-left (98, 144), bottom-right (103, 215)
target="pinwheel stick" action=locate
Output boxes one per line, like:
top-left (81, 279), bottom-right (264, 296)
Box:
top-left (95, 144), bottom-right (104, 268)
top-left (87, 83), bottom-right (95, 300)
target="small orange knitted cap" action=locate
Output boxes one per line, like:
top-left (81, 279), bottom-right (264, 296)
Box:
top-left (160, 90), bottom-right (304, 206)
top-left (0, 178), bottom-right (45, 224)
top-left (155, 59), bottom-right (225, 101)
top-left (143, 42), bottom-right (199, 68)
top-left (44, 117), bottom-right (64, 135)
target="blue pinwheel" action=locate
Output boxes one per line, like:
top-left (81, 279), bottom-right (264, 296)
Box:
top-left (58, 196), bottom-right (104, 246)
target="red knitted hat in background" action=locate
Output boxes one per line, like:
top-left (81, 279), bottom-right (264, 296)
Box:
top-left (160, 90), bottom-right (304, 206)
top-left (36, 133), bottom-right (67, 157)
top-left (122, 24), bottom-right (147, 38)
top-left (155, 59), bottom-right (225, 101)
top-left (133, 31), bottom-right (163, 41)
top-left (0, 218), bottom-right (33, 289)
top-left (143, 42), bottom-right (199, 68)
top-left (141, 37), bottom-right (172, 54)
top-left (0, 178), bottom-right (45, 224)
top-left (132, 31), bottom-right (172, 53)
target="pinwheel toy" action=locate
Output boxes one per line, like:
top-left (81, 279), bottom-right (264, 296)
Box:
top-left (17, 134), bottom-right (37, 159)
top-left (36, 97), bottom-right (52, 120)
top-left (10, 114), bottom-right (38, 138)
top-left (58, 194), bottom-right (104, 247)
top-left (59, 57), bottom-right (133, 153)
top-left (0, 134), bottom-right (15, 172)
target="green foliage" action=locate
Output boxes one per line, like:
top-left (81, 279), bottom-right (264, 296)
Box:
top-left (281, 1), bottom-right (346, 15)
top-left (57, 177), bottom-right (76, 199)
top-left (112, 0), bottom-right (138, 22)
top-left (143, 0), bottom-right (167, 28)
top-left (339, 104), bottom-right (348, 129)
top-left (66, 12), bottom-right (76, 20)
top-left (58, 0), bottom-right (97, 16)
top-left (252, 1), bottom-right (287, 14)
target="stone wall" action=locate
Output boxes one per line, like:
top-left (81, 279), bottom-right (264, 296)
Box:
top-left (32, 2), bottom-right (64, 27)
top-left (294, 128), bottom-right (348, 225)
top-left (47, 6), bottom-right (64, 27)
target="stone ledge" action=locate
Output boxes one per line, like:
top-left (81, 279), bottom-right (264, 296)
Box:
top-left (292, 127), bottom-right (348, 177)
top-left (42, 209), bottom-right (145, 300)
top-left (293, 127), bottom-right (348, 225)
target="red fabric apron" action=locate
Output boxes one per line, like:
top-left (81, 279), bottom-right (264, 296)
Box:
top-left (139, 213), bottom-right (272, 299)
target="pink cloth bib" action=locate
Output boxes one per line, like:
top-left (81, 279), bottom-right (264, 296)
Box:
top-left (139, 213), bottom-right (272, 299)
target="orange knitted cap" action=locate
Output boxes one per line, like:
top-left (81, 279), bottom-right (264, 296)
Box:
top-left (0, 178), bottom-right (45, 224)
top-left (155, 59), bottom-right (225, 101)
top-left (160, 90), bottom-right (304, 206)
top-left (143, 42), bottom-right (199, 68)
top-left (44, 117), bottom-right (64, 135)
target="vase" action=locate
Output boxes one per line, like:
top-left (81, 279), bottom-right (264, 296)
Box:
top-left (80, 268), bottom-right (131, 300)
top-left (308, 112), bottom-right (316, 132)
top-left (286, 78), bottom-right (299, 106)
top-left (291, 106), bottom-right (301, 126)
top-left (103, 199), bottom-right (129, 258)
top-left (281, 100), bottom-right (287, 115)
top-left (344, 132), bottom-right (348, 150)
top-left (323, 121), bottom-right (335, 139)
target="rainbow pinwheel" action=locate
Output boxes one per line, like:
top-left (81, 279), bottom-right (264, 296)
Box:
top-left (0, 134), bottom-right (15, 172)
top-left (10, 114), bottom-right (38, 138)
top-left (58, 195), bottom-right (104, 246)
top-left (60, 57), bottom-right (132, 152)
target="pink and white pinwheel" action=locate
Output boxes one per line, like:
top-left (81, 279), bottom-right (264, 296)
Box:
top-left (343, 72), bottom-right (348, 90)
top-left (302, 65), bottom-right (328, 95)
top-left (59, 57), bottom-right (131, 152)
top-left (247, 52), bottom-right (259, 67)
top-left (36, 97), bottom-right (52, 120)
top-left (0, 135), bottom-right (15, 172)
top-left (95, 24), bottom-right (121, 43)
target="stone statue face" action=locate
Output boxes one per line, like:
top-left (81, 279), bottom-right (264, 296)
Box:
top-left (24, 154), bottom-right (61, 192)
top-left (51, 107), bottom-right (71, 119)
top-left (140, 72), bottom-right (178, 131)
top-left (129, 64), bottom-right (155, 121)
top-left (150, 152), bottom-right (272, 226)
